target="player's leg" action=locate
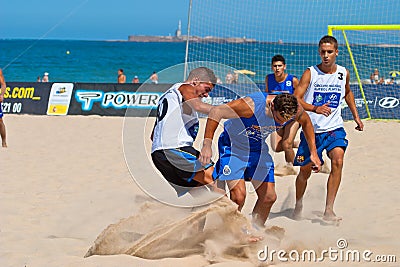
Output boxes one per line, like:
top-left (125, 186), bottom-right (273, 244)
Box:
top-left (293, 164), bottom-right (312, 219)
top-left (192, 167), bottom-right (225, 194)
top-left (293, 131), bottom-right (318, 219)
top-left (322, 127), bottom-right (348, 221)
top-left (0, 117), bottom-right (6, 148)
top-left (269, 131), bottom-right (281, 152)
top-left (226, 179), bottom-right (246, 210)
top-left (251, 180), bottom-right (276, 227)
top-left (324, 146), bottom-right (345, 221)
top-left (249, 163), bottom-right (276, 227)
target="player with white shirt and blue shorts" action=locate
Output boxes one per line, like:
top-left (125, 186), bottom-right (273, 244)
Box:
top-left (293, 35), bottom-right (364, 222)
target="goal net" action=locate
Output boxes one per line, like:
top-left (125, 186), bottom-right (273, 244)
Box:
top-left (185, 0), bottom-right (400, 120)
top-left (328, 25), bottom-right (400, 119)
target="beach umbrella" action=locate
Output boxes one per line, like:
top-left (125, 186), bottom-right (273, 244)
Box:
top-left (389, 70), bottom-right (400, 78)
top-left (234, 69), bottom-right (256, 75)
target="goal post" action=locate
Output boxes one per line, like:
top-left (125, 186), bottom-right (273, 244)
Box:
top-left (328, 24), bottom-right (400, 119)
top-left (184, 0), bottom-right (400, 120)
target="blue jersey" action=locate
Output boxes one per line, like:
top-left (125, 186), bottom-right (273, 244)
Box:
top-left (213, 92), bottom-right (275, 182)
top-left (267, 73), bottom-right (295, 94)
top-left (220, 92), bottom-right (276, 152)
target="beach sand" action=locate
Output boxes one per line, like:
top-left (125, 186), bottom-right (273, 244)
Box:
top-left (1, 115), bottom-right (399, 266)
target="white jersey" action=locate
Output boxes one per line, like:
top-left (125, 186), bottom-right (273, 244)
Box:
top-left (151, 83), bottom-right (200, 153)
top-left (304, 65), bottom-right (347, 133)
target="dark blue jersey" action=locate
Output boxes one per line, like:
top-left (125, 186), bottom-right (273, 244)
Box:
top-left (267, 73), bottom-right (295, 94)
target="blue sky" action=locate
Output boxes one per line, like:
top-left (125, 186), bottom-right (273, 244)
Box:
top-left (1, 0), bottom-right (189, 40)
top-left (1, 0), bottom-right (399, 42)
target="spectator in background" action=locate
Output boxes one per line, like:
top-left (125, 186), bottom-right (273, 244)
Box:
top-left (0, 68), bottom-right (7, 147)
top-left (370, 68), bottom-right (380, 84)
top-left (132, 75), bottom-right (140, 83)
top-left (118, 69), bottom-right (126, 83)
top-left (150, 71), bottom-right (158, 84)
top-left (42, 72), bottom-right (49, 82)
top-left (37, 76), bottom-right (41, 82)
top-left (225, 72), bottom-right (234, 84)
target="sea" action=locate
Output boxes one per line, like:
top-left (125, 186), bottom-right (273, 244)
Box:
top-left (1, 39), bottom-right (399, 84)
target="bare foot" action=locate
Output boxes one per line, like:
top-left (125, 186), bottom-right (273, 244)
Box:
top-left (2, 141), bottom-right (7, 148)
top-left (323, 211), bottom-right (342, 222)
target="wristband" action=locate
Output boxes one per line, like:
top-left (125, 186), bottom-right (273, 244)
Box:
top-left (312, 106), bottom-right (318, 113)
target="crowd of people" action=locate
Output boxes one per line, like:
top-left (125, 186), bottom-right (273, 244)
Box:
top-left (150, 35), bottom-right (364, 235)
top-left (368, 68), bottom-right (397, 85)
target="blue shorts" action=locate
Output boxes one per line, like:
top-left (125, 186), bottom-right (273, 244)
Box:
top-left (294, 127), bottom-right (348, 166)
top-left (0, 103), bottom-right (3, 118)
top-left (213, 144), bottom-right (275, 183)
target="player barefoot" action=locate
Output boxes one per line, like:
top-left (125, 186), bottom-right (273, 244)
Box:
top-left (293, 35), bottom-right (364, 221)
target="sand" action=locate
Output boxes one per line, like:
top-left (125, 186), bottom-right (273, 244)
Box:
top-left (0, 114), bottom-right (399, 267)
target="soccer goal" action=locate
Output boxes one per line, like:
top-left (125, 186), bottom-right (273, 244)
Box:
top-left (328, 24), bottom-right (400, 120)
top-left (184, 0), bottom-right (400, 120)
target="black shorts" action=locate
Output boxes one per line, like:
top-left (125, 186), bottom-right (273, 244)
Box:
top-left (151, 146), bottom-right (205, 191)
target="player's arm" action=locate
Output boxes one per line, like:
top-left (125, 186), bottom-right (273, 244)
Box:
top-left (292, 76), bottom-right (299, 91)
top-left (265, 75), bottom-right (269, 92)
top-left (294, 69), bottom-right (331, 117)
top-left (199, 97), bottom-right (254, 165)
top-left (294, 69), bottom-right (313, 110)
top-left (344, 69), bottom-right (364, 131)
top-left (0, 69), bottom-right (6, 102)
top-left (296, 106), bottom-right (321, 172)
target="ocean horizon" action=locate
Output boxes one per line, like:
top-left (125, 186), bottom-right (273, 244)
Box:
top-left (1, 39), bottom-right (399, 84)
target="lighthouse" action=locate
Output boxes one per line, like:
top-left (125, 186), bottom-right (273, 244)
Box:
top-left (175, 20), bottom-right (182, 38)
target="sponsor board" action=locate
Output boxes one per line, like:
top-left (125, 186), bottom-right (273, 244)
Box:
top-left (47, 83), bottom-right (74, 115)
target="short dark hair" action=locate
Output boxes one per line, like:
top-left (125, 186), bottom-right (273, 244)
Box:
top-left (319, 35), bottom-right (338, 49)
top-left (271, 54), bottom-right (286, 65)
top-left (187, 67), bottom-right (218, 84)
top-left (273, 93), bottom-right (298, 120)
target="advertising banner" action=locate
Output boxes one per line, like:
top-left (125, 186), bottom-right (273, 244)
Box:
top-left (47, 83), bottom-right (74, 115)
top-left (1, 82), bottom-right (51, 115)
top-left (68, 83), bottom-right (171, 116)
top-left (1, 82), bottom-right (399, 120)
top-left (342, 84), bottom-right (400, 120)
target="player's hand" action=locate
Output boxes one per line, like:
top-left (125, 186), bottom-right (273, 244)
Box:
top-left (199, 138), bottom-right (213, 166)
top-left (354, 118), bottom-right (364, 131)
top-left (315, 102), bottom-right (331, 117)
top-left (310, 153), bottom-right (322, 173)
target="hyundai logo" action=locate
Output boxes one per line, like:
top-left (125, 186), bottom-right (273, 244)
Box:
top-left (378, 97), bottom-right (399, 109)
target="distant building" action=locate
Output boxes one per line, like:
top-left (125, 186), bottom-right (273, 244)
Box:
top-left (176, 20), bottom-right (182, 38)
top-left (128, 21), bottom-right (257, 43)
